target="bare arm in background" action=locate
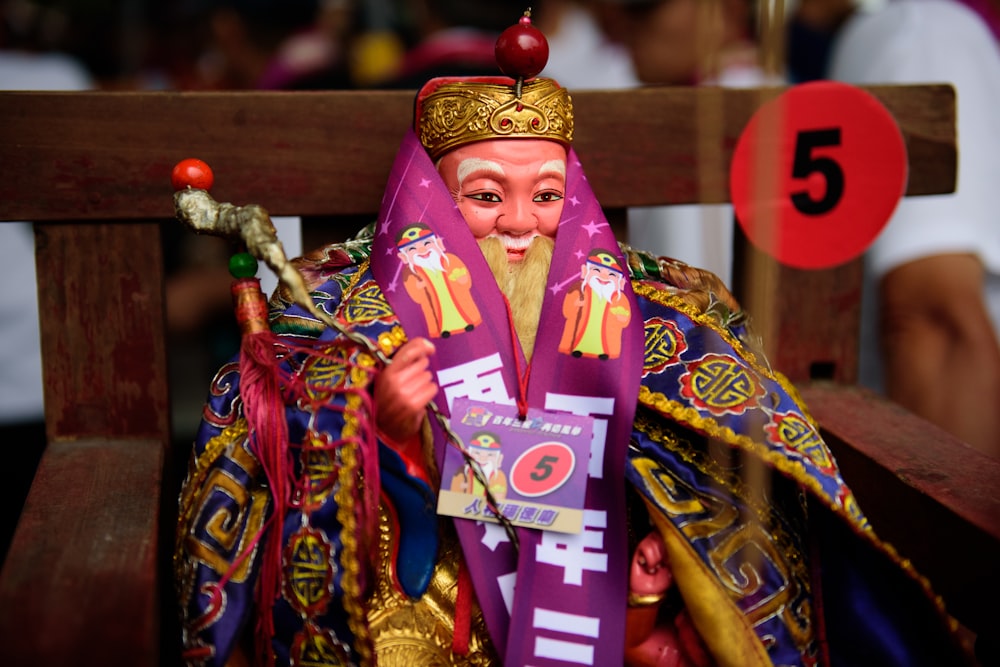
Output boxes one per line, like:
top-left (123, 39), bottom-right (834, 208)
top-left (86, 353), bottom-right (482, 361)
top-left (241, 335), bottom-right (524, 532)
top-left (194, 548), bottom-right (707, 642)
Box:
top-left (880, 253), bottom-right (1000, 458)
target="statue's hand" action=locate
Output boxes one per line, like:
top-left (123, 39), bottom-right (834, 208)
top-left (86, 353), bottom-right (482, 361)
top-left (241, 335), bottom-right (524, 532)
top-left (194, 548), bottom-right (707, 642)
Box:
top-left (626, 532), bottom-right (713, 666)
top-left (375, 337), bottom-right (437, 452)
top-left (630, 531), bottom-right (672, 597)
top-left (626, 531), bottom-right (677, 662)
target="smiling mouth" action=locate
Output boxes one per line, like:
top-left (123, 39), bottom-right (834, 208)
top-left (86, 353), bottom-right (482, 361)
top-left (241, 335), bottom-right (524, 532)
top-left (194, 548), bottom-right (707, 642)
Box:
top-left (500, 234), bottom-right (537, 262)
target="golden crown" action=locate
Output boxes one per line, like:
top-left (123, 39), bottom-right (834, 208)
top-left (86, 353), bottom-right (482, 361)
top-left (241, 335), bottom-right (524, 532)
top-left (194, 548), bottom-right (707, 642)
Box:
top-left (416, 77), bottom-right (574, 161)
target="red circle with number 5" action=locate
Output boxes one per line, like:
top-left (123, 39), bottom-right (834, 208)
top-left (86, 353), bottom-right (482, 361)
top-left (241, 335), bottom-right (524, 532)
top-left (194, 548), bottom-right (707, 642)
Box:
top-left (730, 81), bottom-right (907, 269)
top-left (510, 442), bottom-right (576, 498)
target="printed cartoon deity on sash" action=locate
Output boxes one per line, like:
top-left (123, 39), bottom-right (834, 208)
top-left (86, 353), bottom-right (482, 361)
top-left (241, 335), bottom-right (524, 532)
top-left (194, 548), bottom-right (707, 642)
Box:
top-left (175, 11), bottom-right (974, 667)
top-left (449, 431), bottom-right (507, 500)
top-left (559, 249), bottom-right (632, 360)
top-left (396, 223), bottom-right (481, 339)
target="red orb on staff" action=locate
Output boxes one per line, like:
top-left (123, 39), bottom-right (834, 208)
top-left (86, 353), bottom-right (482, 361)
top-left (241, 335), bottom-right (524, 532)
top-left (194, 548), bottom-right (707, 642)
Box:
top-left (171, 158), bottom-right (215, 192)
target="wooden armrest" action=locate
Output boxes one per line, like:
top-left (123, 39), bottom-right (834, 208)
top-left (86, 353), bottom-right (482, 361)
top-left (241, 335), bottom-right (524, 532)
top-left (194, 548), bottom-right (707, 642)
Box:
top-left (800, 383), bottom-right (1000, 633)
top-left (0, 438), bottom-right (165, 666)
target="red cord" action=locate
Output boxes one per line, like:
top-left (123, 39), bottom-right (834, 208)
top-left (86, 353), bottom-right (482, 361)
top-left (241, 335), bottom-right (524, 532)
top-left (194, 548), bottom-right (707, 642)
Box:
top-left (453, 557), bottom-right (473, 656)
top-left (503, 296), bottom-right (531, 419)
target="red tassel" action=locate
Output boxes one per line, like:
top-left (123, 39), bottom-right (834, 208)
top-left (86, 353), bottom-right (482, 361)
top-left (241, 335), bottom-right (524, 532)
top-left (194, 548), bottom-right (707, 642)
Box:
top-left (229, 274), bottom-right (385, 660)
top-left (232, 277), bottom-right (289, 667)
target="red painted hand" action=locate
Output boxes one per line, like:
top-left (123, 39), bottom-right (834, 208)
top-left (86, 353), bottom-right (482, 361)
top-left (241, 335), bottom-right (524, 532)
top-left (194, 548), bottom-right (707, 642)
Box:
top-left (375, 336), bottom-right (438, 447)
top-left (631, 531), bottom-right (673, 597)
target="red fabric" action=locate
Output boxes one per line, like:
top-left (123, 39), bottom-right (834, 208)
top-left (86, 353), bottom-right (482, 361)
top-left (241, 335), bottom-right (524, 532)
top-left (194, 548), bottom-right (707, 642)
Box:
top-left (675, 611), bottom-right (714, 667)
top-left (241, 330), bottom-right (290, 667)
top-left (503, 296), bottom-right (531, 419)
top-left (232, 278), bottom-right (291, 667)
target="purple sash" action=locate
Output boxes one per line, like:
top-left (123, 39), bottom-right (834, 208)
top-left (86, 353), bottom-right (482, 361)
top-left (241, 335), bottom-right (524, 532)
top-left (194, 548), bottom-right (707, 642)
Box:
top-left (371, 130), bottom-right (642, 666)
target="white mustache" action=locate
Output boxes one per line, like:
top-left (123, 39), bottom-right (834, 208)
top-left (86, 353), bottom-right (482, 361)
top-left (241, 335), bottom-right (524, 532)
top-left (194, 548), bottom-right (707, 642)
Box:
top-left (496, 233), bottom-right (539, 252)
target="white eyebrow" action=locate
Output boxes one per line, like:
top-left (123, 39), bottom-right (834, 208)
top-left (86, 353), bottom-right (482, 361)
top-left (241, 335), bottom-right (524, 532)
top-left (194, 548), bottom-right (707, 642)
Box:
top-left (457, 158), bottom-right (505, 185)
top-left (539, 159), bottom-right (566, 178)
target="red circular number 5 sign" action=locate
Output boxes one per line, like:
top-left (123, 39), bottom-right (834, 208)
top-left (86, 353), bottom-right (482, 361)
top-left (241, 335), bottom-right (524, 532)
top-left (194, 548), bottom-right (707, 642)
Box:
top-left (510, 442), bottom-right (576, 498)
top-left (729, 81), bottom-right (908, 269)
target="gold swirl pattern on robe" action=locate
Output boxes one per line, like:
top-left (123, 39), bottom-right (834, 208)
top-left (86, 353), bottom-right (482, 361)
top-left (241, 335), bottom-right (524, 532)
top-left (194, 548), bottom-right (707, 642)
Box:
top-left (631, 414), bottom-right (814, 659)
top-left (175, 420), bottom-right (271, 601)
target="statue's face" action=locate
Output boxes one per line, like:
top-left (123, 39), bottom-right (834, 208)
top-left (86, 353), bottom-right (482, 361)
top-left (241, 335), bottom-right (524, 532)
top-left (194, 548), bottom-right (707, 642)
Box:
top-left (438, 138), bottom-right (567, 263)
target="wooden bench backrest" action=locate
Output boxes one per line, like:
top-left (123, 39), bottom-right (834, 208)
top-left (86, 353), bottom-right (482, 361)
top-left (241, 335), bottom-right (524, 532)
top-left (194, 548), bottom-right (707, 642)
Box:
top-left (0, 85), bottom-right (996, 665)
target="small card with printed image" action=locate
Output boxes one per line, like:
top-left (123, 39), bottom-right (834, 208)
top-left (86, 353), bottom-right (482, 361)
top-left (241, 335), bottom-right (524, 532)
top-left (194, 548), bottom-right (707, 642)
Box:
top-left (437, 397), bottom-right (593, 534)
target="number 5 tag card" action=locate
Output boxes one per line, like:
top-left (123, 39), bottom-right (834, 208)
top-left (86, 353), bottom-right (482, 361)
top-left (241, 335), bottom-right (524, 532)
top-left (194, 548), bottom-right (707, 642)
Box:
top-left (437, 397), bottom-right (593, 534)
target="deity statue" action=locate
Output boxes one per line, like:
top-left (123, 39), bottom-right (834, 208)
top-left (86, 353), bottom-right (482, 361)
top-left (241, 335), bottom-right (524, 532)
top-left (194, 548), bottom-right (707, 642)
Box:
top-left (173, 11), bottom-right (971, 667)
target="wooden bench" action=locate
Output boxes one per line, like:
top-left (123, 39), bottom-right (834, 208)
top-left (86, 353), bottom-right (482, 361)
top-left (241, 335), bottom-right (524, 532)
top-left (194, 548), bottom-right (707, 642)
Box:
top-left (0, 84), bottom-right (995, 665)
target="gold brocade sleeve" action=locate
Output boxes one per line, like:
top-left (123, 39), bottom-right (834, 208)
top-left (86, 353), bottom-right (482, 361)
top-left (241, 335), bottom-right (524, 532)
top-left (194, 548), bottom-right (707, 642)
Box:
top-left (647, 507), bottom-right (775, 667)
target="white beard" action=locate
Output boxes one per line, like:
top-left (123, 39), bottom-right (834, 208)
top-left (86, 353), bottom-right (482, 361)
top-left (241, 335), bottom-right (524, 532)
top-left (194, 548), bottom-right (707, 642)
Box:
top-left (411, 249), bottom-right (445, 272)
top-left (587, 274), bottom-right (619, 303)
top-left (477, 460), bottom-right (496, 480)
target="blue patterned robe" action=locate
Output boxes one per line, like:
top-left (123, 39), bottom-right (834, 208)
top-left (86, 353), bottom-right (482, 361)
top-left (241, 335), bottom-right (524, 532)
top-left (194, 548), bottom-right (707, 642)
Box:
top-left (175, 231), bottom-right (969, 667)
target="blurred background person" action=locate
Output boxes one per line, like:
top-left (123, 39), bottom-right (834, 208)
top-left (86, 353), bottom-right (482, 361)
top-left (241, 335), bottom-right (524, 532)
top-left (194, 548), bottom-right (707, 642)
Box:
top-left (785, 0), bottom-right (856, 82)
top-left (369, 0), bottom-right (521, 89)
top-left (536, 0), bottom-right (638, 89)
top-left (820, 0), bottom-right (1000, 460)
top-left (188, 0), bottom-right (353, 90)
top-left (607, 0), bottom-right (781, 287)
top-left (347, 0), bottom-right (637, 90)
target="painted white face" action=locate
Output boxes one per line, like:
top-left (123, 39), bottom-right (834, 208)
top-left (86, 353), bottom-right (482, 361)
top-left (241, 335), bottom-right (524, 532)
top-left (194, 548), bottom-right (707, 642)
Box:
top-left (438, 138), bottom-right (567, 263)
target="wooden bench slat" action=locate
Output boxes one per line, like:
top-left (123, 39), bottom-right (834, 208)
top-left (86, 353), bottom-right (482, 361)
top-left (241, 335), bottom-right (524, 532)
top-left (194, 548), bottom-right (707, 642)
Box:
top-left (0, 85), bottom-right (955, 222)
top-left (735, 240), bottom-right (865, 384)
top-left (801, 383), bottom-right (1000, 632)
top-left (35, 222), bottom-right (170, 441)
top-left (0, 438), bottom-right (164, 667)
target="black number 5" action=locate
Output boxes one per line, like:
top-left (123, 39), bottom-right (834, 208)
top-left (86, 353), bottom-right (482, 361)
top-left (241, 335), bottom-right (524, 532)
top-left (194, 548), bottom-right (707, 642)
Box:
top-left (530, 455), bottom-right (559, 482)
top-left (791, 128), bottom-right (844, 215)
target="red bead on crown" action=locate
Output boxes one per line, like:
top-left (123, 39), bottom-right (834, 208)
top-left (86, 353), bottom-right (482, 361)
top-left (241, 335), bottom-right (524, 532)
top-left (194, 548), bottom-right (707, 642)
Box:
top-left (495, 9), bottom-right (550, 83)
